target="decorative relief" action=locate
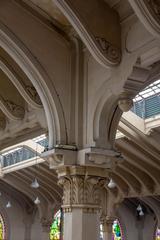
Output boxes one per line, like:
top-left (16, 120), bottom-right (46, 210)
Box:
top-left (142, 0), bottom-right (160, 23)
top-left (147, 0), bottom-right (160, 17)
top-left (96, 37), bottom-right (121, 64)
top-left (25, 86), bottom-right (42, 105)
top-left (5, 100), bottom-right (25, 119)
top-left (58, 174), bottom-right (105, 209)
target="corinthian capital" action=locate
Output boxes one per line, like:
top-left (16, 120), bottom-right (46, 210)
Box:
top-left (57, 166), bottom-right (107, 211)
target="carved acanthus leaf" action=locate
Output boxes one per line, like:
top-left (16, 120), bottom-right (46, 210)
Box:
top-left (58, 175), bottom-right (105, 207)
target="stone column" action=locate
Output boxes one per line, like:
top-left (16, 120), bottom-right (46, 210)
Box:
top-left (57, 165), bottom-right (107, 240)
top-left (101, 217), bottom-right (114, 240)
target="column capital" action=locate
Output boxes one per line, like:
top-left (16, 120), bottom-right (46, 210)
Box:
top-left (57, 165), bottom-right (106, 212)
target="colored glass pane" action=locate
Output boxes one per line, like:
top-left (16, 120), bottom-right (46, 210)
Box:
top-left (112, 220), bottom-right (122, 240)
top-left (50, 210), bottom-right (62, 240)
top-left (100, 219), bottom-right (123, 240)
top-left (156, 228), bottom-right (160, 240)
top-left (0, 215), bottom-right (5, 240)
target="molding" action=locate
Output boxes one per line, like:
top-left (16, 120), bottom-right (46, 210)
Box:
top-left (128, 0), bottom-right (160, 38)
top-left (54, 0), bottom-right (121, 67)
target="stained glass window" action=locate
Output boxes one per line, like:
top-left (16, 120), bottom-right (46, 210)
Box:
top-left (0, 215), bottom-right (5, 240)
top-left (50, 210), bottom-right (63, 240)
top-left (112, 219), bottom-right (122, 240)
top-left (155, 228), bottom-right (160, 240)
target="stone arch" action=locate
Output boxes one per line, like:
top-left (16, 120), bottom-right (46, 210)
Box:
top-left (0, 22), bottom-right (67, 149)
top-left (93, 92), bottom-right (121, 149)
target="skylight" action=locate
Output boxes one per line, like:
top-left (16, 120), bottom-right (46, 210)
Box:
top-left (134, 79), bottom-right (160, 102)
top-left (2, 147), bottom-right (22, 156)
